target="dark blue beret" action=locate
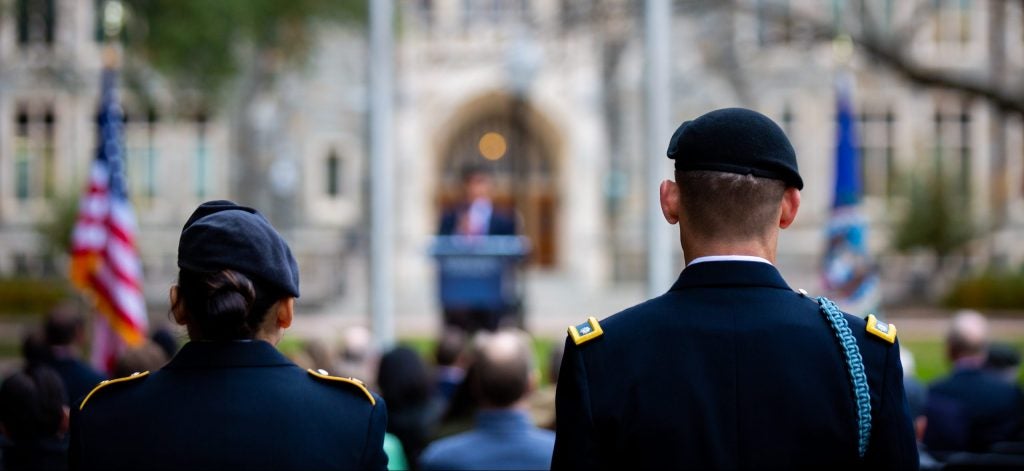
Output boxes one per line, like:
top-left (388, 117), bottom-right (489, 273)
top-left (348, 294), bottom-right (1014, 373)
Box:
top-left (177, 200), bottom-right (300, 298)
top-left (666, 107), bottom-right (804, 190)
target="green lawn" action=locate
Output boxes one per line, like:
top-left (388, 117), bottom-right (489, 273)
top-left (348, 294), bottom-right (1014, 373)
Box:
top-left (902, 339), bottom-right (1024, 385)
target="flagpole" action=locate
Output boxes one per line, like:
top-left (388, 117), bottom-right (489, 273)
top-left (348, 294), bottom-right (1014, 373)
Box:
top-left (369, 0), bottom-right (395, 350)
top-left (645, 0), bottom-right (674, 298)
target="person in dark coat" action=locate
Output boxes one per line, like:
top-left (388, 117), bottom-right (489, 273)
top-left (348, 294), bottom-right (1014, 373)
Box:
top-left (924, 311), bottom-right (1023, 455)
top-left (437, 166), bottom-right (519, 332)
top-left (0, 365), bottom-right (69, 471)
top-left (438, 166), bottom-right (517, 237)
top-left (552, 108), bottom-right (918, 470)
top-left (420, 329), bottom-right (554, 471)
top-left (39, 306), bottom-right (106, 405)
top-left (70, 200), bottom-right (388, 471)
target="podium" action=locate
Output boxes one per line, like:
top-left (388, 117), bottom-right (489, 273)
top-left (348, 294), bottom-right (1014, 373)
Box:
top-left (430, 236), bottom-right (530, 329)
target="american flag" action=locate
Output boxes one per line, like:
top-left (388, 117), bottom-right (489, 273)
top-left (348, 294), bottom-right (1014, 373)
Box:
top-left (70, 67), bottom-right (147, 372)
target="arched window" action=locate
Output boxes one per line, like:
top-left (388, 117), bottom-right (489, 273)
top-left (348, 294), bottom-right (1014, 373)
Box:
top-left (326, 149), bottom-right (342, 198)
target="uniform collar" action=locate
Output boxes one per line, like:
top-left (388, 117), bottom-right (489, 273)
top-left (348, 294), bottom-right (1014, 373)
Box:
top-left (163, 340), bottom-right (295, 369)
top-left (687, 255), bottom-right (772, 266)
top-left (670, 260), bottom-right (792, 292)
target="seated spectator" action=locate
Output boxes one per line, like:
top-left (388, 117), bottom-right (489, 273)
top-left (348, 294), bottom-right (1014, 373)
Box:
top-left (434, 328), bottom-right (467, 403)
top-left (0, 366), bottom-right (69, 471)
top-left (113, 341), bottom-right (169, 378)
top-left (924, 310), bottom-right (1024, 454)
top-left (378, 347), bottom-right (441, 469)
top-left (985, 342), bottom-right (1021, 385)
top-left (902, 349), bottom-right (941, 470)
top-left (41, 305), bottom-right (106, 405)
top-left (419, 329), bottom-right (555, 471)
top-left (337, 326), bottom-right (376, 385)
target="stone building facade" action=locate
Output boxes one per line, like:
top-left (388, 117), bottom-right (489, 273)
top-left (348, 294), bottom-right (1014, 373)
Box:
top-left (1, 0), bottom-right (1023, 318)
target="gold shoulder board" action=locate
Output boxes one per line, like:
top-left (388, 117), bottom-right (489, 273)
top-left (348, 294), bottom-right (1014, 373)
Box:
top-left (307, 369), bottom-right (376, 405)
top-left (866, 314), bottom-right (897, 344)
top-left (567, 316), bottom-right (604, 346)
top-left (79, 371), bottom-right (150, 411)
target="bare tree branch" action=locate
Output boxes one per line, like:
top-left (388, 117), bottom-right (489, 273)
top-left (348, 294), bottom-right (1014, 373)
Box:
top-left (713, 0), bottom-right (1024, 114)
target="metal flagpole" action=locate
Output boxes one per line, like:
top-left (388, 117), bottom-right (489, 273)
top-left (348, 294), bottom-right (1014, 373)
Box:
top-left (645, 0), bottom-right (674, 298)
top-left (369, 0), bottom-right (395, 349)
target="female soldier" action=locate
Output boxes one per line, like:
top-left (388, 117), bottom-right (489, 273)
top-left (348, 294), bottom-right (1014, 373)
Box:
top-left (70, 201), bottom-right (388, 470)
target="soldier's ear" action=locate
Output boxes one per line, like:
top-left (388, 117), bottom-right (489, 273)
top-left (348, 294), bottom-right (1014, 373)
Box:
top-left (276, 298), bottom-right (295, 329)
top-left (660, 180), bottom-right (680, 225)
top-left (169, 285), bottom-right (188, 326)
top-left (779, 188), bottom-right (800, 229)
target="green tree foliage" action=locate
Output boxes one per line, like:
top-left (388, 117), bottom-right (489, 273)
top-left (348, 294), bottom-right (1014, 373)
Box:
top-left (121, 0), bottom-right (366, 105)
top-left (892, 171), bottom-right (975, 266)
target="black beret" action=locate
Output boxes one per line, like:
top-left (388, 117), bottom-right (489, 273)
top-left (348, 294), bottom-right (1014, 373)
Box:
top-left (666, 107), bottom-right (804, 190)
top-left (177, 200), bottom-right (300, 298)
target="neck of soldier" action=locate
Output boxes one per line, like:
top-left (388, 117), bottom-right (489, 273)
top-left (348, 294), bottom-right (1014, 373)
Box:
top-left (680, 230), bottom-right (779, 266)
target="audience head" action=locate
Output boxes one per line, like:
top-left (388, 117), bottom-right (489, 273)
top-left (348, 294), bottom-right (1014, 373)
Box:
top-left (21, 330), bottom-right (50, 367)
top-left (946, 310), bottom-right (989, 364)
top-left (150, 327), bottom-right (180, 359)
top-left (377, 347), bottom-right (432, 411)
top-left (113, 341), bottom-right (169, 378)
top-left (173, 201), bottom-right (299, 343)
top-left (472, 329), bottom-right (536, 409)
top-left (985, 342), bottom-right (1021, 384)
top-left (435, 328), bottom-right (467, 368)
top-left (341, 326), bottom-right (372, 363)
top-left (0, 366), bottom-right (67, 442)
top-left (43, 304), bottom-right (85, 347)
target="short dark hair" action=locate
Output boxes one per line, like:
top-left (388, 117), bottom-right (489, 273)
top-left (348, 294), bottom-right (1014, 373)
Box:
top-left (461, 164), bottom-right (491, 182)
top-left (43, 305), bottom-right (84, 346)
top-left (435, 328), bottom-right (467, 367)
top-left (473, 331), bottom-right (533, 408)
top-left (173, 269), bottom-right (285, 341)
top-left (0, 366), bottom-right (66, 441)
top-left (675, 170), bottom-right (787, 241)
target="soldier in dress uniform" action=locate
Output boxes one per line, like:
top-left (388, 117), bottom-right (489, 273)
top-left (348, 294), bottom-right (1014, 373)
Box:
top-left (70, 200), bottom-right (388, 471)
top-left (552, 108), bottom-right (918, 470)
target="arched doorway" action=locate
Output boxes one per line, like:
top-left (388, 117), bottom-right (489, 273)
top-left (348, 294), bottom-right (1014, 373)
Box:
top-left (437, 95), bottom-right (560, 267)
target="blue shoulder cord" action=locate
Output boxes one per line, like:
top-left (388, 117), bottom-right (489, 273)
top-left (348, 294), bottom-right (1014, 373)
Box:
top-left (815, 296), bottom-right (872, 459)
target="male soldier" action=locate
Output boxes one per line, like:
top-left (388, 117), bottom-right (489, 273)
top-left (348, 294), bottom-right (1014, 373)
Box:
top-left (552, 108), bottom-right (917, 469)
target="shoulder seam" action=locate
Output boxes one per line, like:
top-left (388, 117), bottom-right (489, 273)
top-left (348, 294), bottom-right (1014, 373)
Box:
top-left (306, 369), bottom-right (376, 405)
top-left (79, 371), bottom-right (150, 411)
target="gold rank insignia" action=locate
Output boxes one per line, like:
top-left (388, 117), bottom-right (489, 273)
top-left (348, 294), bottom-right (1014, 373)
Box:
top-left (79, 371), bottom-right (150, 411)
top-left (568, 317), bottom-right (604, 346)
top-left (865, 314), bottom-right (897, 344)
top-left (307, 369), bottom-right (376, 405)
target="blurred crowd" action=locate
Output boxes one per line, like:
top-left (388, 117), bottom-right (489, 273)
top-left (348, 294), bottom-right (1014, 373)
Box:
top-left (293, 325), bottom-right (562, 470)
top-left (0, 304), bottom-right (1021, 470)
top-left (0, 305), bottom-right (565, 471)
top-left (903, 310), bottom-right (1024, 469)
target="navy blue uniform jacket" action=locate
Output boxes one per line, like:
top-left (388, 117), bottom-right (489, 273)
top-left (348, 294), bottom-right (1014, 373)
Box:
top-left (552, 261), bottom-right (918, 470)
top-left (70, 340), bottom-right (388, 471)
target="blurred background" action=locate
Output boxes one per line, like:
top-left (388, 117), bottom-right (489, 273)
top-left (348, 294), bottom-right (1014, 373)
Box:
top-left (0, 0), bottom-right (1022, 384)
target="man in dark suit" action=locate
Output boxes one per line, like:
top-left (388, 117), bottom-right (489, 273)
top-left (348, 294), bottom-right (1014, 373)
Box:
top-left (439, 166), bottom-right (516, 237)
top-left (552, 108), bottom-right (918, 469)
top-left (924, 311), bottom-right (1024, 455)
top-left (438, 166), bottom-right (518, 331)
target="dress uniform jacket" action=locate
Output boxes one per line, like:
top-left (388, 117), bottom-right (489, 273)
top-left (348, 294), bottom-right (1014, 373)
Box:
top-left (552, 260), bottom-right (918, 470)
top-left (70, 340), bottom-right (388, 471)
